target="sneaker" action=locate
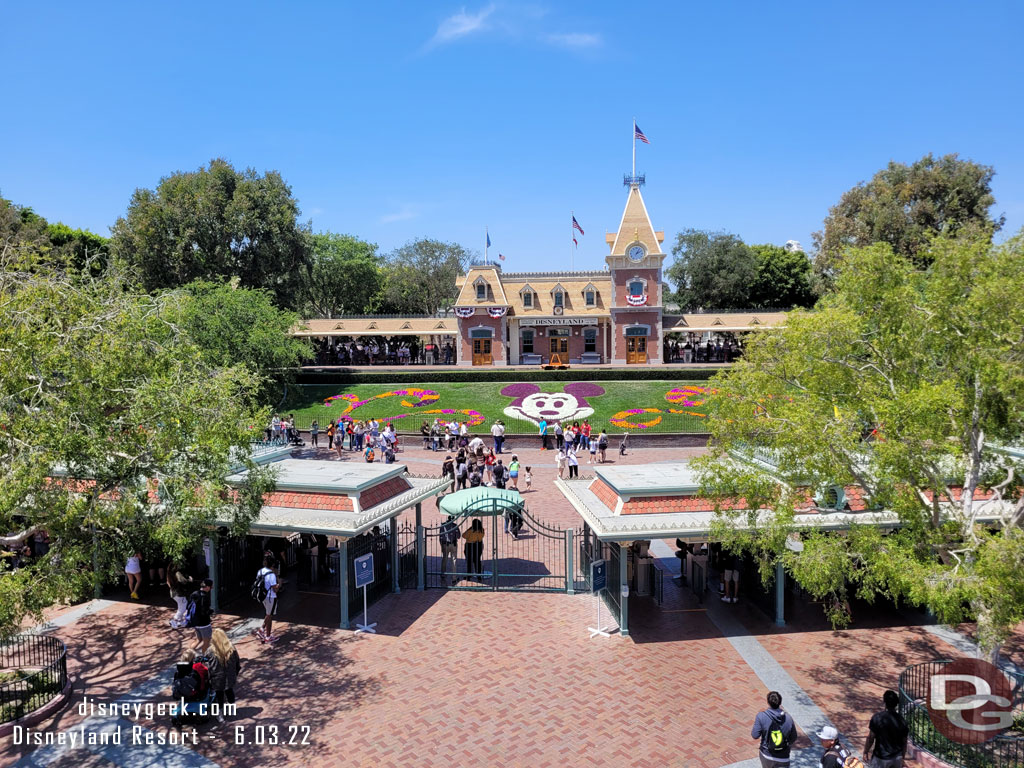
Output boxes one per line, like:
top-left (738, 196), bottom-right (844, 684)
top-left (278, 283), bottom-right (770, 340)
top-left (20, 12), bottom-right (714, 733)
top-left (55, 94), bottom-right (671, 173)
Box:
top-left (721, 595), bottom-right (730, 602)
top-left (263, 634), bottom-right (279, 643)
top-left (731, 597), bottom-right (739, 604)
top-left (254, 628), bottom-right (266, 640)
top-left (131, 592), bottom-right (139, 600)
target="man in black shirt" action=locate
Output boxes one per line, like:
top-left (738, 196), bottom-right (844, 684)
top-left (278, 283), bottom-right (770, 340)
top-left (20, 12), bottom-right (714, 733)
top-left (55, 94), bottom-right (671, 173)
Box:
top-left (864, 690), bottom-right (908, 768)
top-left (187, 579), bottom-right (214, 653)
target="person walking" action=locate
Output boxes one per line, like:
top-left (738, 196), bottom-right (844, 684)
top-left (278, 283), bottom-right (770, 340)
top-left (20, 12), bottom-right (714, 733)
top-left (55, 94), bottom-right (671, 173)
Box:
top-left (588, 435), bottom-right (598, 465)
top-left (187, 579), bottom-right (214, 653)
top-left (751, 691), bottom-right (797, 768)
top-left (125, 551), bottom-right (143, 599)
top-left (538, 418), bottom-right (549, 450)
top-left (421, 421), bottom-right (430, 450)
top-left (483, 448), bottom-right (496, 486)
top-left (310, 419), bottom-right (319, 449)
top-left (863, 690), bottom-right (908, 768)
top-left (523, 466), bottom-right (532, 492)
top-left (493, 460), bottom-right (507, 490)
top-left (166, 561), bottom-right (193, 628)
top-left (566, 446), bottom-right (579, 479)
top-left (439, 514), bottom-right (461, 585)
top-left (508, 455), bottom-right (520, 490)
top-left (207, 629), bottom-right (241, 723)
top-left (554, 421), bottom-right (564, 451)
top-left (818, 726), bottom-right (859, 768)
top-left (491, 420), bottom-right (505, 454)
top-left (597, 429), bottom-right (609, 463)
top-left (442, 455), bottom-right (456, 493)
top-left (556, 446), bottom-right (567, 479)
top-left (463, 519), bottom-right (485, 578)
top-left (255, 556), bottom-right (280, 643)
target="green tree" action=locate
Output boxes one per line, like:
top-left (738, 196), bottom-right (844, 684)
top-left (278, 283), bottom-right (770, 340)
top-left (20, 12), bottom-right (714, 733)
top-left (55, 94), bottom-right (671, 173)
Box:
top-left (300, 232), bottom-right (383, 318)
top-left (749, 244), bottom-right (816, 309)
top-left (813, 153), bottom-right (1003, 288)
top-left (667, 229), bottom-right (757, 310)
top-left (0, 252), bottom-right (275, 637)
top-left (382, 238), bottom-right (469, 315)
top-left (110, 158), bottom-right (311, 307)
top-left (45, 222), bottom-right (109, 273)
top-left (172, 280), bottom-right (311, 407)
top-left (1, 195), bottom-right (110, 274)
top-left (697, 231), bottom-right (1024, 657)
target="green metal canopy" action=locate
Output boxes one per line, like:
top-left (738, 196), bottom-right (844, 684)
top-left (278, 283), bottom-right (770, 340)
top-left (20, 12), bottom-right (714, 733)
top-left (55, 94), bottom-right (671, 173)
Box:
top-left (439, 487), bottom-right (524, 518)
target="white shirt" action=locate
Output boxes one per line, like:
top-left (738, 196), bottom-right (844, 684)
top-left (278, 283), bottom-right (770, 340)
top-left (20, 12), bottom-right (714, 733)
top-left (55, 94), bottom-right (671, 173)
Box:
top-left (567, 450), bottom-right (578, 467)
top-left (259, 567), bottom-right (278, 593)
top-left (491, 423), bottom-right (505, 437)
top-left (460, 423), bottom-right (468, 437)
top-left (468, 437), bottom-right (485, 453)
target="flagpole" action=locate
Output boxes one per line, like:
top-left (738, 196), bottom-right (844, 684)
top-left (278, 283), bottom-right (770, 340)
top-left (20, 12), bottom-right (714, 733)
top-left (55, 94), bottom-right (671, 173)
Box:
top-left (571, 210), bottom-right (574, 271)
top-left (485, 226), bottom-right (489, 265)
top-left (632, 118), bottom-right (636, 178)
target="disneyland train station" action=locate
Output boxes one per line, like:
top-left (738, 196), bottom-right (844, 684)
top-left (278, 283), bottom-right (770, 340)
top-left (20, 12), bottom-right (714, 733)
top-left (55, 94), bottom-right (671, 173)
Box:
top-left (295, 181), bottom-right (785, 366)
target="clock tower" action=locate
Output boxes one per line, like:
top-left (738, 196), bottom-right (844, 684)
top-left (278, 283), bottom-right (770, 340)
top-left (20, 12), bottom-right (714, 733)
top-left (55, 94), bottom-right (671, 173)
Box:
top-left (605, 181), bottom-right (667, 364)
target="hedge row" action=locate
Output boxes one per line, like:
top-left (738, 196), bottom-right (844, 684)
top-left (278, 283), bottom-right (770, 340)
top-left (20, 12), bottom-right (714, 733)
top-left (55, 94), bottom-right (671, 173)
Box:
top-left (295, 367), bottom-right (723, 386)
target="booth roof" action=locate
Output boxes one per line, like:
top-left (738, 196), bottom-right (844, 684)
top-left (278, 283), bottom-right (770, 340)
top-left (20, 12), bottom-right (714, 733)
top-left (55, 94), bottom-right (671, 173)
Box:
top-left (439, 487), bottom-right (524, 517)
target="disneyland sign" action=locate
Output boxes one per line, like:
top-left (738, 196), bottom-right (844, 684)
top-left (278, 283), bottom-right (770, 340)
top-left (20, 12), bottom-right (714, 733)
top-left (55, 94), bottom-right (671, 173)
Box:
top-left (519, 317), bottom-right (598, 327)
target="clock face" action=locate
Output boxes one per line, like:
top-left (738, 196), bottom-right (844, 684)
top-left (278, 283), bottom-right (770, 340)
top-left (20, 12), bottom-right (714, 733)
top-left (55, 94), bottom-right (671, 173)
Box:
top-left (628, 245), bottom-right (645, 261)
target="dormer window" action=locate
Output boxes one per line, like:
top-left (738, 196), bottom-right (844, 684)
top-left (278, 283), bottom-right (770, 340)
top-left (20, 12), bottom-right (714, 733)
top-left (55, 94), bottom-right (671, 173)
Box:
top-left (553, 291), bottom-right (564, 308)
top-left (523, 291), bottom-right (533, 308)
top-left (473, 276), bottom-right (488, 301)
top-left (583, 282), bottom-right (598, 307)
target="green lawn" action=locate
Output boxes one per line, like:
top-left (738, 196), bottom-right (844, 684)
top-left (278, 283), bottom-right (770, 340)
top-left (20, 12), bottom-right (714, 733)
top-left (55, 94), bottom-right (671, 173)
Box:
top-left (280, 380), bottom-right (710, 435)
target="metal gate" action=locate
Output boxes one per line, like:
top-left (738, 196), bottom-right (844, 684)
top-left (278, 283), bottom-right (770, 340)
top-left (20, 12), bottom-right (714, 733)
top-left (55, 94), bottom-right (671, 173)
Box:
top-left (397, 506), bottom-right (576, 592)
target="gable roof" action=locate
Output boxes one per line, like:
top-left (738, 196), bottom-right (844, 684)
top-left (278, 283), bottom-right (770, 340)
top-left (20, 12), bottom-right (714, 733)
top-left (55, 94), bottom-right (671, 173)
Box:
top-left (609, 185), bottom-right (664, 256)
top-left (454, 266), bottom-right (508, 306)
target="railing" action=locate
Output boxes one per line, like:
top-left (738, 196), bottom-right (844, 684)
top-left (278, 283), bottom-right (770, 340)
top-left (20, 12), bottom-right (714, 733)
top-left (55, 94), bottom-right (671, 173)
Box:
top-left (899, 659), bottom-right (1024, 767)
top-left (0, 634), bottom-right (69, 724)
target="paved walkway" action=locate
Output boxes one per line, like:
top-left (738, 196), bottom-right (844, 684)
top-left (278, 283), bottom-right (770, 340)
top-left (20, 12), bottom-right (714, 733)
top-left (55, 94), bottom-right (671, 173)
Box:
top-left (4, 445), bottom-right (1020, 768)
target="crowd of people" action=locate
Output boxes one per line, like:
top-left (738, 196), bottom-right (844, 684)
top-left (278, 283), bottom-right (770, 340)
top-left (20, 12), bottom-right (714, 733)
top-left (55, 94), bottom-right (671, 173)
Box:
top-left (664, 335), bottom-right (744, 363)
top-left (752, 689), bottom-right (909, 768)
top-left (312, 337), bottom-right (457, 366)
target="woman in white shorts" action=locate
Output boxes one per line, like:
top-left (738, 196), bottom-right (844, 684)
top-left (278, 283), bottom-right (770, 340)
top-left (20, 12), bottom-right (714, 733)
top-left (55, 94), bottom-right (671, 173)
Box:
top-left (125, 551), bottom-right (143, 599)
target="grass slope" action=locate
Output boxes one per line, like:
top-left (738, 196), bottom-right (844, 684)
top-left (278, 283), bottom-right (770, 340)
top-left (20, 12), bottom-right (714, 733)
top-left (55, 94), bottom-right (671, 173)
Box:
top-left (281, 380), bottom-right (709, 434)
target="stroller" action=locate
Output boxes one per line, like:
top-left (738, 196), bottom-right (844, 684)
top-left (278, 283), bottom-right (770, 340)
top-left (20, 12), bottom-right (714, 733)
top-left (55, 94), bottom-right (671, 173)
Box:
top-left (286, 426), bottom-right (305, 447)
top-left (170, 658), bottom-right (215, 728)
top-left (619, 432), bottom-right (630, 456)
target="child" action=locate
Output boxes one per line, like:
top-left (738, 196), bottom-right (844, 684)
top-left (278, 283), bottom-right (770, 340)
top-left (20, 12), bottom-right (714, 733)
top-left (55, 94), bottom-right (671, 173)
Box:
top-left (588, 438), bottom-right (598, 464)
top-left (523, 466), bottom-right (532, 492)
top-left (556, 447), bottom-right (567, 479)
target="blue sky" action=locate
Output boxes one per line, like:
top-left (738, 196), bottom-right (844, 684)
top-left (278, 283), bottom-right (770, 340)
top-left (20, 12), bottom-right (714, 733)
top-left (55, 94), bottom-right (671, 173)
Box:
top-left (2, 1), bottom-right (1021, 272)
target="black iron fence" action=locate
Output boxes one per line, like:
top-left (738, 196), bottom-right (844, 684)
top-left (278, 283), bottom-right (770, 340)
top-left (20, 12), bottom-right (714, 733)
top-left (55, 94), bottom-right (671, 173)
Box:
top-left (0, 634), bottom-right (69, 724)
top-left (899, 659), bottom-right (1024, 767)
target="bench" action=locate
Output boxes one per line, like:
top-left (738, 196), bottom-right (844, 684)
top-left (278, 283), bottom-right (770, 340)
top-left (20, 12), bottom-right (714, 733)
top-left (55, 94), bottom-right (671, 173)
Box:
top-left (580, 352), bottom-right (601, 364)
top-left (520, 354), bottom-right (543, 365)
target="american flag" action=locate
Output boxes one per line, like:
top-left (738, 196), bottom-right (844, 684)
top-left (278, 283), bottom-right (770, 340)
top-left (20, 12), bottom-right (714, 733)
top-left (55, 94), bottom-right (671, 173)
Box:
top-left (498, 253), bottom-right (505, 261)
top-left (634, 123), bottom-right (650, 144)
top-left (572, 216), bottom-right (584, 235)
top-left (573, 235), bottom-right (578, 248)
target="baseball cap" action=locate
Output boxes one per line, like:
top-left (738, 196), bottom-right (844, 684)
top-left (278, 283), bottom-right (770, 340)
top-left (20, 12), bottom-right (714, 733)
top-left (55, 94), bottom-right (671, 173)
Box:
top-left (817, 726), bottom-right (838, 740)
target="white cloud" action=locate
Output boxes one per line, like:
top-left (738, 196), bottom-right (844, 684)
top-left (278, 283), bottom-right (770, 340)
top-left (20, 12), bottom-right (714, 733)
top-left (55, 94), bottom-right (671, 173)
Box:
top-left (544, 32), bottom-right (602, 49)
top-left (427, 4), bottom-right (497, 48)
top-left (379, 205), bottom-right (420, 224)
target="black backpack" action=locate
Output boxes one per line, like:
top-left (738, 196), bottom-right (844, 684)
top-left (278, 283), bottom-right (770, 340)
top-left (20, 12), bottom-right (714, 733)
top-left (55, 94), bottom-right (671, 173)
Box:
top-left (251, 569), bottom-right (270, 602)
top-left (765, 711), bottom-right (790, 756)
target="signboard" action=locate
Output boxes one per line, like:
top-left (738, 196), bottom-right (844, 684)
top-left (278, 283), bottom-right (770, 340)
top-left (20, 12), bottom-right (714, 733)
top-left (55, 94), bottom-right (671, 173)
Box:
top-left (354, 553), bottom-right (374, 589)
top-left (520, 317), bottom-right (598, 327)
top-left (591, 559), bottom-right (606, 594)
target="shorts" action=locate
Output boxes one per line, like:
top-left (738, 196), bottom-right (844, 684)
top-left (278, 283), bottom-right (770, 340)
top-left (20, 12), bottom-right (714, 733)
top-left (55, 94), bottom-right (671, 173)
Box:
top-left (724, 569), bottom-right (739, 582)
top-left (263, 596), bottom-right (278, 616)
top-left (194, 625), bottom-right (213, 641)
top-left (509, 472), bottom-right (518, 478)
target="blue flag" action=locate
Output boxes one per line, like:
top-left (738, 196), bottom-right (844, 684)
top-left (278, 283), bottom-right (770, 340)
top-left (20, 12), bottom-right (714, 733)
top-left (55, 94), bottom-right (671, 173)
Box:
top-left (486, 232), bottom-right (491, 248)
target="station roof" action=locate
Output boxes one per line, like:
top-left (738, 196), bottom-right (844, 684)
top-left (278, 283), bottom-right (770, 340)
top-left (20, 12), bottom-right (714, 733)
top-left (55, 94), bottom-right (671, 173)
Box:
top-left (226, 459), bottom-right (407, 494)
top-left (293, 317), bottom-right (458, 337)
top-left (592, 465), bottom-right (700, 496)
top-left (663, 313), bottom-right (787, 333)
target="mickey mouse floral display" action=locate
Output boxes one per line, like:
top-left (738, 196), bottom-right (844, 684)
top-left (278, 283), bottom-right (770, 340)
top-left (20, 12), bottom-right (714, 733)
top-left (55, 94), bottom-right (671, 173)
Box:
top-left (609, 386), bottom-right (709, 429)
top-left (500, 383), bottom-right (605, 426)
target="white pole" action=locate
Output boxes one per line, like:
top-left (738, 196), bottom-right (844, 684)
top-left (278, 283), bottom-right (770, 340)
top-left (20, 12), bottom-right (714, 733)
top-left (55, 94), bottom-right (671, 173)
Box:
top-left (632, 118), bottom-right (636, 179)
top-left (571, 210), bottom-right (574, 271)
top-left (485, 226), bottom-right (488, 265)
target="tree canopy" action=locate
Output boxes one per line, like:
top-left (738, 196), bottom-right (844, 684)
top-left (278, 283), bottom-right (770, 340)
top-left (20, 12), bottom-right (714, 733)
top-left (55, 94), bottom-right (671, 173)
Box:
top-left (1, 194), bottom-right (109, 273)
top-left (171, 280), bottom-right (311, 407)
top-left (110, 158), bottom-right (311, 307)
top-left (749, 244), bottom-right (816, 310)
top-left (0, 250), bottom-right (275, 636)
top-left (300, 232), bottom-right (383, 318)
top-left (812, 153), bottom-right (1003, 287)
top-left (382, 238), bottom-right (469, 316)
top-left (697, 231), bottom-right (1024, 656)
top-left (667, 229), bottom-right (757, 311)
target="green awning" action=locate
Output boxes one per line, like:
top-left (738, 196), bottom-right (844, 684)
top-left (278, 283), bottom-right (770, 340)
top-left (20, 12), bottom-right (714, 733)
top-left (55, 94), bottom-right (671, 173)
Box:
top-left (439, 487), bottom-right (524, 518)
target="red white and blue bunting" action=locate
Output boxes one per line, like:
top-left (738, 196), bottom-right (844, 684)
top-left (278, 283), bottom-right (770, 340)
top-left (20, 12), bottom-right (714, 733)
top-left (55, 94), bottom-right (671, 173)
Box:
top-left (488, 306), bottom-right (508, 318)
top-left (626, 293), bottom-right (648, 307)
top-left (454, 307), bottom-right (475, 318)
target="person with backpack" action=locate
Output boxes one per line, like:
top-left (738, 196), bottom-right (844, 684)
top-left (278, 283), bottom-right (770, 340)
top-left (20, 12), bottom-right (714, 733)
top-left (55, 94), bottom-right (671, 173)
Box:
top-left (751, 691), bottom-right (797, 768)
top-left (439, 514), bottom-right (461, 585)
top-left (493, 460), bottom-right (507, 490)
top-left (863, 690), bottom-right (908, 768)
top-left (171, 649), bottom-right (212, 727)
top-left (186, 579), bottom-right (214, 653)
top-left (819, 726), bottom-right (865, 768)
top-left (597, 429), bottom-right (609, 463)
top-left (207, 629), bottom-right (241, 723)
top-left (253, 556), bottom-right (280, 643)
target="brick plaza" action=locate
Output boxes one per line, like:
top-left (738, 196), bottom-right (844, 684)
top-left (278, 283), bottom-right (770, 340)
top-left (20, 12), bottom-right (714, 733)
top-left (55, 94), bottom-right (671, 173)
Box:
top-left (3, 441), bottom-right (1017, 768)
